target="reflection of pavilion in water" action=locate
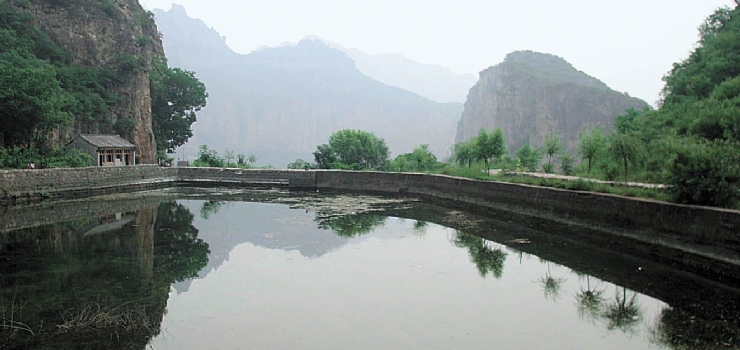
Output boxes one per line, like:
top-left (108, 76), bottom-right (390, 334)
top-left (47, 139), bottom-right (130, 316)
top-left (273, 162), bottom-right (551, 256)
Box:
top-left (0, 206), bottom-right (166, 349)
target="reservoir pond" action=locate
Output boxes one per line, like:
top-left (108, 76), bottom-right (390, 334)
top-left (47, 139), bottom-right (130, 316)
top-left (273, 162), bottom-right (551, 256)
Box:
top-left (0, 190), bottom-right (738, 349)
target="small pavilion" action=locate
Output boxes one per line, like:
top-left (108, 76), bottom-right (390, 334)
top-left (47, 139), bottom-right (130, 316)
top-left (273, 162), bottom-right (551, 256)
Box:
top-left (66, 134), bottom-right (136, 166)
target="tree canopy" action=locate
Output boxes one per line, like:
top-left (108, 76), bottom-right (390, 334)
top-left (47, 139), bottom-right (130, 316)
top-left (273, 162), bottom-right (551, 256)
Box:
top-left (151, 65), bottom-right (208, 153)
top-left (313, 129), bottom-right (389, 170)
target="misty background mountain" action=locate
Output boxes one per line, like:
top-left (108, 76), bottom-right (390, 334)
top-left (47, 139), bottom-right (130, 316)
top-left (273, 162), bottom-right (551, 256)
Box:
top-left (343, 49), bottom-right (476, 103)
top-left (154, 5), bottom-right (464, 166)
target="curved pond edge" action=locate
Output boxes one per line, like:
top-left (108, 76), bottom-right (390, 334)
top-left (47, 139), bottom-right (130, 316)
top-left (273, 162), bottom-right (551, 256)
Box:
top-left (2, 165), bottom-right (738, 282)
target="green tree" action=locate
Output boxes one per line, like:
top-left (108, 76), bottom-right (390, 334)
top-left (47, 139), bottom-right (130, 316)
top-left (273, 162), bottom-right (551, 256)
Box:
top-left (408, 144), bottom-right (438, 171)
top-left (223, 148), bottom-right (235, 167)
top-left (560, 152), bottom-right (575, 176)
top-left (313, 144), bottom-right (337, 169)
top-left (608, 133), bottom-right (643, 182)
top-left (0, 51), bottom-right (71, 147)
top-left (543, 133), bottom-right (562, 166)
top-left (662, 6), bottom-right (740, 105)
top-left (516, 144), bottom-right (541, 172)
top-left (151, 66), bottom-right (208, 153)
top-left (490, 128), bottom-right (507, 166)
top-left (389, 153), bottom-right (411, 172)
top-left (452, 140), bottom-right (476, 168)
top-left (578, 126), bottom-right (606, 176)
top-left (474, 128), bottom-right (494, 174)
top-left (194, 144), bottom-right (223, 167)
top-left (313, 129), bottom-right (389, 170)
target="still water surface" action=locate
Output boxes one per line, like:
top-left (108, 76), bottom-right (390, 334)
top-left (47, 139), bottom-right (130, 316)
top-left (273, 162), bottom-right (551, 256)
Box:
top-left (0, 191), bottom-right (738, 349)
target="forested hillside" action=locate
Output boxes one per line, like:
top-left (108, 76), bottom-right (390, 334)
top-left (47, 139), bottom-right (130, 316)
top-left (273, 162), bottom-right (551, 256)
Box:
top-left (618, 5), bottom-right (740, 207)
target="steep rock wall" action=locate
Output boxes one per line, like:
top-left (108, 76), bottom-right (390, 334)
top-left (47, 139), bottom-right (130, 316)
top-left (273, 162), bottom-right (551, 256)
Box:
top-left (456, 51), bottom-right (649, 152)
top-left (10, 0), bottom-right (165, 163)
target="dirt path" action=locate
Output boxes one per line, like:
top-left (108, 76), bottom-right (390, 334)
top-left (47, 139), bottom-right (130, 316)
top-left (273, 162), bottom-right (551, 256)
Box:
top-left (502, 171), bottom-right (667, 189)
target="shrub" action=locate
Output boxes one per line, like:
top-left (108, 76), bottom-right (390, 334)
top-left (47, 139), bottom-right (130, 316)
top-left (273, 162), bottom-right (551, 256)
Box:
top-left (668, 139), bottom-right (740, 208)
top-left (288, 159), bottom-right (314, 170)
top-left (560, 153), bottom-right (574, 176)
top-left (195, 145), bottom-right (224, 167)
top-left (542, 163), bottom-right (554, 174)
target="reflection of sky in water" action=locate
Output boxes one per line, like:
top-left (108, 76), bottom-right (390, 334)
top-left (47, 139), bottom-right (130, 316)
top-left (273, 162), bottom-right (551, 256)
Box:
top-left (152, 201), bottom-right (667, 350)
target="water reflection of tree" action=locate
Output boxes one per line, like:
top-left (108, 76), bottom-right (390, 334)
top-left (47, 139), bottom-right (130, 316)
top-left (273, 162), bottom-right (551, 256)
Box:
top-left (155, 201), bottom-right (211, 283)
top-left (539, 262), bottom-right (566, 301)
top-left (316, 214), bottom-right (386, 238)
top-left (413, 220), bottom-right (428, 231)
top-left (452, 231), bottom-right (507, 278)
top-left (574, 276), bottom-right (605, 322)
top-left (200, 200), bottom-right (226, 220)
top-left (0, 201), bottom-right (210, 349)
top-left (649, 306), bottom-right (740, 349)
top-left (601, 287), bottom-right (643, 334)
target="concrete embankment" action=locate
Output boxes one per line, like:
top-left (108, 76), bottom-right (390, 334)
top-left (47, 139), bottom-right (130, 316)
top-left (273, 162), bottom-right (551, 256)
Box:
top-left (1, 166), bottom-right (738, 281)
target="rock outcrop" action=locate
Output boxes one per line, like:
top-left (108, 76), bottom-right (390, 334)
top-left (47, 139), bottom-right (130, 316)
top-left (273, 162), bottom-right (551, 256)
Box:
top-left (455, 51), bottom-right (649, 152)
top-left (8, 0), bottom-right (165, 163)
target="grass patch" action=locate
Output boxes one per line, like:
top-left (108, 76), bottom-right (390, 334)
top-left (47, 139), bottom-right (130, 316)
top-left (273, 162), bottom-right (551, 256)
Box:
top-left (431, 166), bottom-right (670, 202)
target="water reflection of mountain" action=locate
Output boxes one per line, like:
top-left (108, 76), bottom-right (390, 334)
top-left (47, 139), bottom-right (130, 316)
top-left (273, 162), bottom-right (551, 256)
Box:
top-left (172, 200), bottom-right (358, 294)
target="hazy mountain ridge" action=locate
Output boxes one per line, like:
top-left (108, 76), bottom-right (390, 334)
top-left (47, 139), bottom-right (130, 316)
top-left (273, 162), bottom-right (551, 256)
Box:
top-left (154, 6), bottom-right (462, 165)
top-left (344, 49), bottom-right (477, 103)
top-left (456, 51), bottom-right (649, 152)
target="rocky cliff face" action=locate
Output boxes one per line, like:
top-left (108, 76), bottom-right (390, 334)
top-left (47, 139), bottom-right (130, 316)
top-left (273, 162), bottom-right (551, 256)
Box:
top-left (456, 51), bottom-right (649, 152)
top-left (154, 5), bottom-right (462, 166)
top-left (9, 0), bottom-right (165, 163)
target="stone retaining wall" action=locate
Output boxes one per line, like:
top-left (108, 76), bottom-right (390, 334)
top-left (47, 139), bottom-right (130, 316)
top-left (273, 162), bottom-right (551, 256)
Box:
top-left (177, 167), bottom-right (315, 188)
top-left (0, 165), bottom-right (177, 203)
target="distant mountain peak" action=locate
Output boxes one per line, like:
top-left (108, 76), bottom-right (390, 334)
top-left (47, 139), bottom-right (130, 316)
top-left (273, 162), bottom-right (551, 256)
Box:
top-left (344, 48), bottom-right (477, 103)
top-left (246, 38), bottom-right (357, 73)
top-left (493, 50), bottom-right (607, 89)
top-left (169, 3), bottom-right (187, 15)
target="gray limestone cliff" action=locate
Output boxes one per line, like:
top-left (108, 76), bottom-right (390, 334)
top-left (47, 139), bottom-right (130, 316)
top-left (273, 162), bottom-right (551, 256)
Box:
top-left (455, 51), bottom-right (649, 152)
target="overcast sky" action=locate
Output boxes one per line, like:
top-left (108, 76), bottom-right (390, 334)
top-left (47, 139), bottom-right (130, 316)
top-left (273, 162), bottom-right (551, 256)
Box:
top-left (139, 0), bottom-right (733, 105)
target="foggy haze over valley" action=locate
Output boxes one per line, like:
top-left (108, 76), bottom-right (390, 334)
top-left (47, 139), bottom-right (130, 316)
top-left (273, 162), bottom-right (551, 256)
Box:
top-left (140, 0), bottom-right (733, 105)
top-left (141, 1), bottom-right (734, 166)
